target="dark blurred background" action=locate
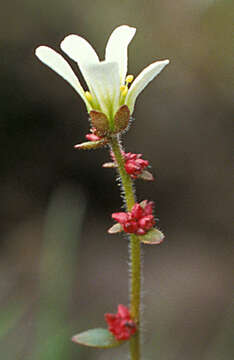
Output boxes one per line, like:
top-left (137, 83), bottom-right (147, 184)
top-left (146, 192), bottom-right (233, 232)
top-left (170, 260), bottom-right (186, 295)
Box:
top-left (0, 0), bottom-right (233, 359)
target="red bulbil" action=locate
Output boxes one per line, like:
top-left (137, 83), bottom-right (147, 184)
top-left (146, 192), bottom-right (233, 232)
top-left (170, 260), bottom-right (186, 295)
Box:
top-left (138, 215), bottom-right (155, 231)
top-left (110, 151), bottom-right (150, 179)
top-left (105, 304), bottom-right (137, 341)
top-left (131, 203), bottom-right (144, 219)
top-left (111, 201), bottom-right (155, 235)
top-left (85, 127), bottom-right (102, 141)
top-left (123, 220), bottom-right (138, 233)
top-left (112, 212), bottom-right (129, 224)
top-left (85, 133), bottom-right (101, 141)
top-left (143, 201), bottom-right (154, 215)
top-left (124, 153), bottom-right (149, 178)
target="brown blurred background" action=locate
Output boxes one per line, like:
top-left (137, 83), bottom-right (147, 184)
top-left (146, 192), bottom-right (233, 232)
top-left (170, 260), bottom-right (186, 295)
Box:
top-left (0, 0), bottom-right (233, 359)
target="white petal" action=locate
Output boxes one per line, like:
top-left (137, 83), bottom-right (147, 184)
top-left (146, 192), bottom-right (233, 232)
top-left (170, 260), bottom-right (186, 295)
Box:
top-left (82, 61), bottom-right (120, 120)
top-left (126, 59), bottom-right (170, 113)
top-left (105, 25), bottom-right (136, 84)
top-left (61, 35), bottom-right (100, 107)
top-left (35, 46), bottom-right (90, 110)
top-left (60, 34), bottom-right (99, 65)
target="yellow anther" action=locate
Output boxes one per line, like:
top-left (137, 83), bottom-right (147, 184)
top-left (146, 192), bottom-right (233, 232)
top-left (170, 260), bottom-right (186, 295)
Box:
top-left (85, 91), bottom-right (92, 103)
top-left (125, 75), bottom-right (134, 84)
top-left (120, 85), bottom-right (128, 97)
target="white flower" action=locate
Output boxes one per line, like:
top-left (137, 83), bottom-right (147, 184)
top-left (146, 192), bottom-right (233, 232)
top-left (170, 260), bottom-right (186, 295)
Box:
top-left (35, 25), bottom-right (169, 124)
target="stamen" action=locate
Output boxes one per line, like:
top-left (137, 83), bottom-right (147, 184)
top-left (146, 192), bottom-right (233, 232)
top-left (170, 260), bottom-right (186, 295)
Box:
top-left (85, 91), bottom-right (92, 103)
top-left (125, 75), bottom-right (134, 84)
top-left (120, 85), bottom-right (128, 97)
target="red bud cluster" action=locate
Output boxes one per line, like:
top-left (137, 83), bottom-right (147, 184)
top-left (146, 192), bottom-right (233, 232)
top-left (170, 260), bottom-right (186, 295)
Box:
top-left (123, 152), bottom-right (149, 178)
top-left (112, 201), bottom-right (155, 235)
top-left (105, 304), bottom-right (136, 341)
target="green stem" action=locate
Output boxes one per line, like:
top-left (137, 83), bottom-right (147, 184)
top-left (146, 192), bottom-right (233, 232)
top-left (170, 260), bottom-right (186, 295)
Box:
top-left (109, 135), bottom-right (141, 360)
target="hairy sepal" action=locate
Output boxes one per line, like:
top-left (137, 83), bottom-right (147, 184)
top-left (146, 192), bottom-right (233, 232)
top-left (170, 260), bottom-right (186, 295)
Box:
top-left (114, 105), bottom-right (130, 133)
top-left (89, 111), bottom-right (110, 137)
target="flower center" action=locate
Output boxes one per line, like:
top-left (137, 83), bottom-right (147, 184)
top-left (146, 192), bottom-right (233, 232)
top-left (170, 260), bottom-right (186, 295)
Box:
top-left (85, 75), bottom-right (134, 116)
top-left (120, 75), bottom-right (134, 96)
top-left (120, 74), bottom-right (134, 105)
top-left (85, 91), bottom-right (93, 103)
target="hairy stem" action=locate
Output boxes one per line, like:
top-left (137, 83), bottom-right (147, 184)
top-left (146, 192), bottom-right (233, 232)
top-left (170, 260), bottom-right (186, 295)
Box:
top-left (109, 135), bottom-right (141, 360)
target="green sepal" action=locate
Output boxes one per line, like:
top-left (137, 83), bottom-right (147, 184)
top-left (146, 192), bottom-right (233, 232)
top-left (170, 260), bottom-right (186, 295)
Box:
top-left (72, 328), bottom-right (124, 349)
top-left (139, 228), bottom-right (165, 245)
top-left (74, 138), bottom-right (107, 150)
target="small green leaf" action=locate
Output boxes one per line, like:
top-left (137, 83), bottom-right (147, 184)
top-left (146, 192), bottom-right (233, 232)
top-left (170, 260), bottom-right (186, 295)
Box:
top-left (138, 170), bottom-right (154, 181)
top-left (108, 223), bottom-right (123, 234)
top-left (139, 200), bottom-right (148, 208)
top-left (74, 138), bottom-right (107, 150)
top-left (139, 228), bottom-right (165, 245)
top-left (102, 162), bottom-right (116, 168)
top-left (72, 328), bottom-right (123, 348)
